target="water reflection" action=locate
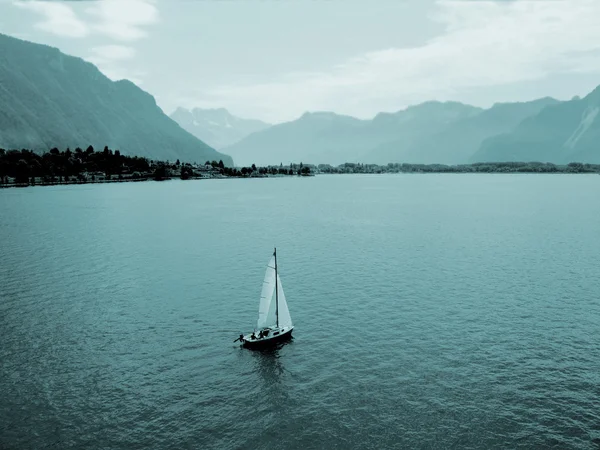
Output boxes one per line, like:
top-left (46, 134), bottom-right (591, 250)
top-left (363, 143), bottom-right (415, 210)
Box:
top-left (247, 342), bottom-right (294, 413)
top-left (249, 340), bottom-right (293, 386)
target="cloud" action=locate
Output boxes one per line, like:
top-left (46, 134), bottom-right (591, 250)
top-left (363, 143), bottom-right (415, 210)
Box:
top-left (12, 0), bottom-right (158, 42)
top-left (89, 44), bottom-right (136, 62)
top-left (87, 44), bottom-right (143, 84)
top-left (99, 67), bottom-right (146, 86)
top-left (13, 0), bottom-right (159, 88)
top-left (13, 1), bottom-right (89, 38)
top-left (86, 0), bottom-right (159, 41)
top-left (82, 0), bottom-right (158, 85)
top-left (190, 0), bottom-right (600, 123)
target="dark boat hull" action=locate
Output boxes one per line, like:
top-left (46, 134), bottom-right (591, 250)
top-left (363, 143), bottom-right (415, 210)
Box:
top-left (242, 327), bottom-right (293, 349)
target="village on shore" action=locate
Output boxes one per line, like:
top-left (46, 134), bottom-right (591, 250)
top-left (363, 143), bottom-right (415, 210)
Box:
top-left (0, 146), bottom-right (313, 188)
top-left (1, 147), bottom-right (599, 188)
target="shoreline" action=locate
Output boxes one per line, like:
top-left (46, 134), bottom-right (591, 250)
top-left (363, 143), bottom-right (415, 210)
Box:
top-left (2, 148), bottom-right (598, 189)
top-left (0, 173), bottom-right (315, 189)
top-left (1, 171), bottom-right (598, 189)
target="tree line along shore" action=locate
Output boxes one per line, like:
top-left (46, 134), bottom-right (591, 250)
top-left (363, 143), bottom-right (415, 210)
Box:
top-left (320, 161), bottom-right (600, 174)
top-left (0, 146), bottom-right (313, 187)
top-left (1, 147), bottom-right (599, 188)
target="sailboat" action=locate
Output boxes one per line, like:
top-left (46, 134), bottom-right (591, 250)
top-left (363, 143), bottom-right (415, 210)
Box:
top-left (237, 248), bottom-right (294, 349)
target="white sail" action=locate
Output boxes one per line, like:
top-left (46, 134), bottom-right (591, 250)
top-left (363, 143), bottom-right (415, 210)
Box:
top-left (257, 255), bottom-right (277, 329)
top-left (276, 274), bottom-right (293, 328)
top-left (256, 254), bottom-right (293, 330)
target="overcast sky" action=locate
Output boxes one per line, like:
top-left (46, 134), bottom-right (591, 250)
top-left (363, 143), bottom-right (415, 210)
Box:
top-left (2, 0), bottom-right (600, 123)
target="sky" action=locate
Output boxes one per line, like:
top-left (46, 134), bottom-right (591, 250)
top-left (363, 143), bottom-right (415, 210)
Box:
top-left (2, 0), bottom-right (600, 123)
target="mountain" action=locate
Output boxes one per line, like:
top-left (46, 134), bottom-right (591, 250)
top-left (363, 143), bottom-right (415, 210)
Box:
top-left (0, 33), bottom-right (232, 165)
top-left (170, 107), bottom-right (270, 149)
top-left (367, 98), bottom-right (560, 164)
top-left (221, 111), bottom-right (374, 166)
top-left (472, 87), bottom-right (600, 163)
top-left (363, 102), bottom-right (483, 164)
top-left (225, 97), bottom-right (574, 166)
top-left (223, 103), bottom-right (482, 166)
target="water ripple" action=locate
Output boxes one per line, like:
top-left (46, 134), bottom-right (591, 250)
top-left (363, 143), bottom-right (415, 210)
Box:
top-left (1, 176), bottom-right (600, 449)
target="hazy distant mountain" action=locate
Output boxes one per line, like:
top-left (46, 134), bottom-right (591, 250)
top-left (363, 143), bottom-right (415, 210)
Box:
top-left (170, 107), bottom-right (270, 149)
top-left (225, 97), bottom-right (575, 166)
top-left (223, 103), bottom-right (482, 166)
top-left (363, 102), bottom-right (483, 164)
top-left (221, 111), bottom-right (374, 166)
top-left (472, 87), bottom-right (600, 163)
top-left (0, 33), bottom-right (232, 165)
top-left (367, 98), bottom-right (560, 164)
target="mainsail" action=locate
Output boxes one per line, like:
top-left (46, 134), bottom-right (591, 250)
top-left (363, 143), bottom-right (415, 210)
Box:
top-left (257, 255), bottom-right (277, 329)
top-left (256, 253), bottom-right (293, 329)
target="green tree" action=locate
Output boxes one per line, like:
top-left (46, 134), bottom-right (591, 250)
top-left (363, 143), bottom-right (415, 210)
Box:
top-left (180, 165), bottom-right (190, 180)
top-left (15, 159), bottom-right (30, 184)
top-left (153, 165), bottom-right (167, 181)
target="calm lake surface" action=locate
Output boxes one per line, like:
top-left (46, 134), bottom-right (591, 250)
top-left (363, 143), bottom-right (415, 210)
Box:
top-left (1, 174), bottom-right (600, 449)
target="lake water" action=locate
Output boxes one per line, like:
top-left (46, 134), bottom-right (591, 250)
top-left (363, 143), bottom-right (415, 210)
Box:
top-left (1, 174), bottom-right (600, 449)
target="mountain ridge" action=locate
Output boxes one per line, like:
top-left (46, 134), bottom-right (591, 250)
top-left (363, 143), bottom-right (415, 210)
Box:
top-left (367, 97), bottom-right (560, 165)
top-left (170, 107), bottom-right (270, 149)
top-left (222, 100), bottom-right (560, 166)
top-left (0, 33), bottom-right (233, 166)
top-left (219, 93), bottom-right (600, 166)
top-left (472, 88), bottom-right (600, 163)
top-left (4, 33), bottom-right (599, 166)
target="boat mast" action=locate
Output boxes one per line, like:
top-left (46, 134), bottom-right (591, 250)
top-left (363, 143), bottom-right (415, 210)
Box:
top-left (274, 247), bottom-right (279, 328)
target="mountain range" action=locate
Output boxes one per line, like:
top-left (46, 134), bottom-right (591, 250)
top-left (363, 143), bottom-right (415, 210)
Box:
top-left (367, 98), bottom-right (561, 165)
top-left (0, 33), bottom-right (232, 166)
top-left (473, 87), bottom-right (600, 164)
top-left (169, 107), bottom-right (270, 149)
top-left (217, 111), bottom-right (375, 167)
top-left (217, 96), bottom-right (599, 166)
top-left (3, 32), bottom-right (600, 167)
